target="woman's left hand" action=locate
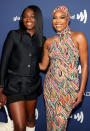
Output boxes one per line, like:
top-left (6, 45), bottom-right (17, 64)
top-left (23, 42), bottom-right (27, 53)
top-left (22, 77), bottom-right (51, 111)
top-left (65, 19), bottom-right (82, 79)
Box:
top-left (0, 92), bottom-right (7, 107)
top-left (72, 91), bottom-right (84, 108)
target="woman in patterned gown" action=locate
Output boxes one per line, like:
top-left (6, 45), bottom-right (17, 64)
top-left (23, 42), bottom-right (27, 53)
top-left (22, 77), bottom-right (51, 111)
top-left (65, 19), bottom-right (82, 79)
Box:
top-left (39, 6), bottom-right (88, 131)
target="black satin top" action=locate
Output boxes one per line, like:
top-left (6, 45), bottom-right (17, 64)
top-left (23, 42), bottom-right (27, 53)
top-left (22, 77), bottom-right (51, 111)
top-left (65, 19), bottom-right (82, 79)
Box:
top-left (0, 30), bottom-right (45, 89)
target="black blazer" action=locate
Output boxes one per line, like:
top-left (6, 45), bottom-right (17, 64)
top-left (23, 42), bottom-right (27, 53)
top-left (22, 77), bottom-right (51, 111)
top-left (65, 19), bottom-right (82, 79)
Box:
top-left (0, 30), bottom-right (46, 88)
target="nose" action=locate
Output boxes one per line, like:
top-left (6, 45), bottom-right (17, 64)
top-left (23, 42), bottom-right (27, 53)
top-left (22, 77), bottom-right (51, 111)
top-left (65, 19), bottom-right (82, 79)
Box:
top-left (24, 16), bottom-right (32, 22)
top-left (56, 18), bottom-right (61, 23)
top-left (26, 17), bottom-right (31, 21)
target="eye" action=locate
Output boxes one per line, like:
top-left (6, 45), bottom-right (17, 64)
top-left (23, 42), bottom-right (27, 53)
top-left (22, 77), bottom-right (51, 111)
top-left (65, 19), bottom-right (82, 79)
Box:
top-left (60, 15), bottom-right (66, 19)
top-left (23, 15), bottom-right (28, 19)
top-left (31, 15), bottom-right (35, 19)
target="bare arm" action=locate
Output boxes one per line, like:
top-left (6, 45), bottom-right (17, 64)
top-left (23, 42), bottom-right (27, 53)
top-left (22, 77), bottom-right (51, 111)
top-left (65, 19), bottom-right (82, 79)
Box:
top-left (79, 33), bottom-right (88, 94)
top-left (73, 32), bottom-right (88, 108)
top-left (39, 39), bottom-right (49, 71)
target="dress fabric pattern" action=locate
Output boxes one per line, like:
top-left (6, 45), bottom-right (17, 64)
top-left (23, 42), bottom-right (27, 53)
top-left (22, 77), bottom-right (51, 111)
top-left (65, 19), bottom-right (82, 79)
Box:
top-left (44, 27), bottom-right (80, 131)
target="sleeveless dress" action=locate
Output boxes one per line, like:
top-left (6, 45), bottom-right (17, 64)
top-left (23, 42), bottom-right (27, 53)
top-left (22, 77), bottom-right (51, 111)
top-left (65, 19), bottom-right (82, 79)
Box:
top-left (44, 27), bottom-right (80, 131)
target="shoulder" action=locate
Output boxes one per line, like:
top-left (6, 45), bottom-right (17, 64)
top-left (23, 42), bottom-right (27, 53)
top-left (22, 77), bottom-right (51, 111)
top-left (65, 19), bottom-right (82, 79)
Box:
top-left (8, 29), bottom-right (19, 34)
top-left (6, 29), bottom-right (20, 37)
top-left (71, 31), bottom-right (86, 40)
top-left (44, 35), bottom-right (56, 47)
top-left (4, 30), bottom-right (23, 44)
top-left (71, 31), bottom-right (87, 43)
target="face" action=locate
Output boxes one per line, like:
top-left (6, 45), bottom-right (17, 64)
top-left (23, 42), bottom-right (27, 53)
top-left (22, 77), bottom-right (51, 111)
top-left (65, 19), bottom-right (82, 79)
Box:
top-left (52, 10), bottom-right (68, 32)
top-left (22, 9), bottom-right (35, 32)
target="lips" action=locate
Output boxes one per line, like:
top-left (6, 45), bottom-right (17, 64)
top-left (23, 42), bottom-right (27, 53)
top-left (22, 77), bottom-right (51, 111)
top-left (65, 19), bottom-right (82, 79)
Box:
top-left (55, 24), bottom-right (63, 27)
top-left (26, 22), bottom-right (32, 26)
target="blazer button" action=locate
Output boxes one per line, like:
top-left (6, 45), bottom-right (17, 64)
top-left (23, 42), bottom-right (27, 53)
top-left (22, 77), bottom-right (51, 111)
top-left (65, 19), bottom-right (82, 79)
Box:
top-left (27, 64), bottom-right (31, 68)
top-left (29, 53), bottom-right (32, 56)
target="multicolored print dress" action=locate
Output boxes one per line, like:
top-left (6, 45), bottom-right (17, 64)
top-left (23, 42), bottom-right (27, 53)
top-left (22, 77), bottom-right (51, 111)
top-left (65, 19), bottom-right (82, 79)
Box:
top-left (44, 27), bottom-right (80, 131)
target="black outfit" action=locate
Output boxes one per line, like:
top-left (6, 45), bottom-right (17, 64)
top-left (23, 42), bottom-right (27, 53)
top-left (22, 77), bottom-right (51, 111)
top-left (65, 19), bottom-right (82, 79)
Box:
top-left (0, 30), bottom-right (46, 103)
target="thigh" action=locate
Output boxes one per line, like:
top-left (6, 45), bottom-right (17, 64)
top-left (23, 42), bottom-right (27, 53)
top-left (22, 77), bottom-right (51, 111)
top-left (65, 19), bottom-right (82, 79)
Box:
top-left (25, 100), bottom-right (37, 117)
top-left (9, 101), bottom-right (26, 127)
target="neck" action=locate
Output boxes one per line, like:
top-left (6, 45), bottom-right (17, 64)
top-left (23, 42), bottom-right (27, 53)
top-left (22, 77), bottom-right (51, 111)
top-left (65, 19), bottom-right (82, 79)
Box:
top-left (26, 29), bottom-right (35, 36)
top-left (57, 26), bottom-right (70, 39)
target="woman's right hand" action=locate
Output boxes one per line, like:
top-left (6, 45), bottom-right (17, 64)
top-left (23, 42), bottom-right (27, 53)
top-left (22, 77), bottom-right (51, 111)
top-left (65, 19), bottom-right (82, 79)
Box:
top-left (0, 88), bottom-right (7, 107)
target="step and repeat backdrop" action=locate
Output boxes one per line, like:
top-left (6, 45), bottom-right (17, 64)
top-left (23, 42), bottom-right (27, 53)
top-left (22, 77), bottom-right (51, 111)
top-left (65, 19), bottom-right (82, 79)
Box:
top-left (0, 0), bottom-right (90, 130)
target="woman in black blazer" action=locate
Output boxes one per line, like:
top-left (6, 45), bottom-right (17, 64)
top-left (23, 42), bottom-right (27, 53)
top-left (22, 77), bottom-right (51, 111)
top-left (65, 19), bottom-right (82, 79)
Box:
top-left (0, 5), bottom-right (46, 131)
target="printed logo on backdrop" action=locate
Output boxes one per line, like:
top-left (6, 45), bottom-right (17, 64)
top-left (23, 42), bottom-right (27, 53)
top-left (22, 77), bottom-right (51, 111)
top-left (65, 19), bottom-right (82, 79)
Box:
top-left (78, 65), bottom-right (81, 74)
top-left (35, 108), bottom-right (38, 120)
top-left (13, 9), bottom-right (88, 24)
top-left (13, 16), bottom-right (20, 21)
top-left (71, 9), bottom-right (87, 24)
top-left (70, 111), bottom-right (84, 123)
top-left (35, 108), bottom-right (84, 123)
top-left (78, 65), bottom-right (90, 97)
top-left (84, 91), bottom-right (90, 96)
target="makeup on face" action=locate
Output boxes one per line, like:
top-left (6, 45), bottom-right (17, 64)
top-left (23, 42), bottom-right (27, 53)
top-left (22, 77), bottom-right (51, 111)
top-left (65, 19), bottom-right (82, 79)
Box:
top-left (52, 11), bottom-right (68, 32)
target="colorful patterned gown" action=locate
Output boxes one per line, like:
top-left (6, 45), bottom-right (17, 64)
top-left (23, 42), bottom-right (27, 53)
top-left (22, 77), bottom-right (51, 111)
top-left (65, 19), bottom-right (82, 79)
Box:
top-left (44, 27), bottom-right (80, 131)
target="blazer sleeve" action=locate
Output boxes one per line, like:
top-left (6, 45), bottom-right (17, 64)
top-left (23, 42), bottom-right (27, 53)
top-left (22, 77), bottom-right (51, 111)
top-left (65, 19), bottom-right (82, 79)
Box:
top-left (0, 31), bottom-right (14, 88)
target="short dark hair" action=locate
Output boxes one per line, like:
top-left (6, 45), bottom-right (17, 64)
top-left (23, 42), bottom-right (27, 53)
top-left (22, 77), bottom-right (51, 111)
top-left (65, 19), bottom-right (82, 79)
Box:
top-left (19, 5), bottom-right (43, 46)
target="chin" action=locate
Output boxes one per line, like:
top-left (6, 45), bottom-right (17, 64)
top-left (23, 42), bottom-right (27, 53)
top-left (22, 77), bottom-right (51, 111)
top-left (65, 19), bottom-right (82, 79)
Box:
top-left (54, 27), bottom-right (64, 32)
top-left (26, 26), bottom-right (33, 29)
top-left (56, 29), bottom-right (64, 32)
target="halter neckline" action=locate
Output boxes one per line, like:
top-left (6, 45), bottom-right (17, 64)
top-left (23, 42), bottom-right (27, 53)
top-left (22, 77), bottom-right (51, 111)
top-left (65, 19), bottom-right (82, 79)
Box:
top-left (57, 26), bottom-right (71, 40)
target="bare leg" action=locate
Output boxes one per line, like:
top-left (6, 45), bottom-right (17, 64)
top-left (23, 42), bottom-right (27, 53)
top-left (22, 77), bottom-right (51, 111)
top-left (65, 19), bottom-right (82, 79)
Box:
top-left (9, 101), bottom-right (26, 131)
top-left (25, 100), bottom-right (37, 128)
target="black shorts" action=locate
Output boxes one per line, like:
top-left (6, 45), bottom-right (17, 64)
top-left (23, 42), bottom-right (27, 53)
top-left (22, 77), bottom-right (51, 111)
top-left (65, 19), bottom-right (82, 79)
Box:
top-left (7, 93), bottom-right (38, 104)
top-left (3, 73), bottom-right (42, 104)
